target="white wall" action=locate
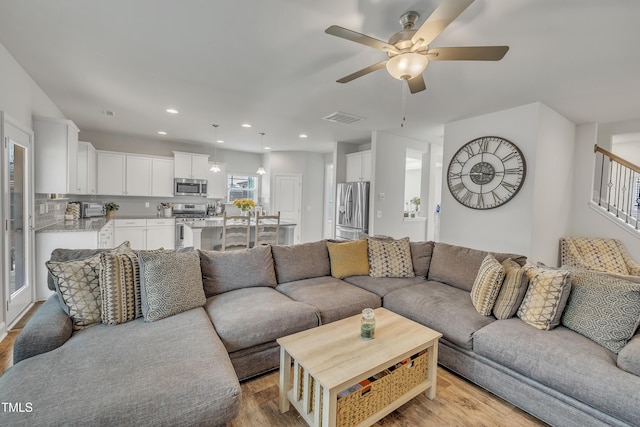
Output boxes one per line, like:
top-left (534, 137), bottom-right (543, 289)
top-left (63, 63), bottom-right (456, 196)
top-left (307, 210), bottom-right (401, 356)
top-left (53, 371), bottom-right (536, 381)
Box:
top-left (269, 151), bottom-right (326, 243)
top-left (441, 102), bottom-right (575, 264)
top-left (0, 42), bottom-right (65, 127)
top-left (370, 131), bottom-right (430, 240)
top-left (570, 121), bottom-right (640, 256)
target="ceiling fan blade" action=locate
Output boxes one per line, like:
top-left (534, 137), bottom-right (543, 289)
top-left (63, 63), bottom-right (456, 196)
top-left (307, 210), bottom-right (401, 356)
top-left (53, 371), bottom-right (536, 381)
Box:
top-left (325, 25), bottom-right (399, 54)
top-left (407, 75), bottom-right (427, 94)
top-left (428, 46), bottom-right (509, 61)
top-left (336, 61), bottom-right (388, 83)
top-left (411, 0), bottom-right (474, 47)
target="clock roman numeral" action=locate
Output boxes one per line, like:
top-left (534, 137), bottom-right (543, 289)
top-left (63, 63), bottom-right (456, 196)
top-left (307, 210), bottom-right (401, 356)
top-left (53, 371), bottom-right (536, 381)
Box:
top-left (477, 193), bottom-right (485, 208)
top-left (501, 152), bottom-right (518, 162)
top-left (460, 190), bottom-right (472, 205)
top-left (478, 138), bottom-right (489, 153)
top-left (462, 145), bottom-right (474, 158)
top-left (501, 181), bottom-right (516, 192)
top-left (450, 182), bottom-right (465, 194)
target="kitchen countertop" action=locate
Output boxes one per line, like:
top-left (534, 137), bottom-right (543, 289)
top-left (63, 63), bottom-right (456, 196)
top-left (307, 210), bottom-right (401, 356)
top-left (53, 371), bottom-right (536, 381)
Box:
top-left (36, 215), bottom-right (175, 233)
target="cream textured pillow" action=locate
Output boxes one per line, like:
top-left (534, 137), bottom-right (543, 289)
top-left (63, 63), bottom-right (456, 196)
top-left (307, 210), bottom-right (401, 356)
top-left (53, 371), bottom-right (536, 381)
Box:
top-left (367, 237), bottom-right (415, 278)
top-left (138, 250), bottom-right (206, 322)
top-left (326, 240), bottom-right (370, 279)
top-left (517, 264), bottom-right (572, 330)
top-left (493, 258), bottom-right (529, 319)
top-left (470, 254), bottom-right (505, 316)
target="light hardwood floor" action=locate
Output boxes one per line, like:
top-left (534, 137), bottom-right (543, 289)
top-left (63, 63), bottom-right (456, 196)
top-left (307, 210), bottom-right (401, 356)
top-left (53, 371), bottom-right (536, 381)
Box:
top-left (1, 304), bottom-right (547, 426)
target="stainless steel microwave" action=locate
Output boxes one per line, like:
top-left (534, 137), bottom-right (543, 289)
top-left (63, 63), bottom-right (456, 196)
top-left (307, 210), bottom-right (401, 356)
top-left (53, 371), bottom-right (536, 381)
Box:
top-left (174, 178), bottom-right (208, 197)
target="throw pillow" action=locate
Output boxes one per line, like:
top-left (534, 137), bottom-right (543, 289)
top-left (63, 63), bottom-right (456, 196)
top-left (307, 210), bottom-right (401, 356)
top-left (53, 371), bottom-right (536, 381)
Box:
top-left (199, 245), bottom-right (277, 296)
top-left (326, 240), bottom-right (370, 279)
top-left (367, 237), bottom-right (415, 278)
top-left (561, 237), bottom-right (630, 275)
top-left (98, 248), bottom-right (164, 325)
top-left (46, 255), bottom-right (103, 330)
top-left (470, 254), bottom-right (506, 316)
top-left (493, 258), bottom-right (529, 320)
top-left (561, 267), bottom-right (640, 353)
top-left (138, 250), bottom-right (206, 322)
top-left (409, 241), bottom-right (435, 278)
top-left (517, 264), bottom-right (572, 330)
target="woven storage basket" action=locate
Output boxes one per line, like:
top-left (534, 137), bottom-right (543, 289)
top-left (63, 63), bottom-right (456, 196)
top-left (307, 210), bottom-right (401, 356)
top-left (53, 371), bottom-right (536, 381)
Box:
top-left (388, 350), bottom-right (429, 402)
top-left (336, 374), bottom-right (392, 427)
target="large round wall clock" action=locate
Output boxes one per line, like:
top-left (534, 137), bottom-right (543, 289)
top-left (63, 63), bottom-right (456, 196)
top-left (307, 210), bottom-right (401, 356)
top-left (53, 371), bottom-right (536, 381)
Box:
top-left (447, 136), bottom-right (526, 210)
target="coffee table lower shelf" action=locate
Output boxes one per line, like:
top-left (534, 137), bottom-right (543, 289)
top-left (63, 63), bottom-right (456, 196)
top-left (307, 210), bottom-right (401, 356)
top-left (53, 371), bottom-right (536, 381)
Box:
top-left (280, 346), bottom-right (438, 427)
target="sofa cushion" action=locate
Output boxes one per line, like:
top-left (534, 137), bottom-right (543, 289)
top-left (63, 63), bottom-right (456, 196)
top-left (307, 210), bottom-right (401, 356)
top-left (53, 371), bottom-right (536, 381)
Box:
top-left (560, 267), bottom-right (640, 353)
top-left (0, 308), bottom-right (242, 427)
top-left (205, 287), bottom-right (320, 353)
top-left (517, 264), bottom-right (571, 331)
top-left (326, 240), bottom-right (370, 279)
top-left (428, 242), bottom-right (526, 292)
top-left (138, 250), bottom-right (206, 322)
top-left (367, 237), bottom-right (415, 278)
top-left (276, 276), bottom-right (381, 324)
top-left (473, 318), bottom-right (640, 425)
top-left (617, 333), bottom-right (640, 376)
top-left (199, 245), bottom-right (277, 296)
top-left (470, 254), bottom-right (505, 316)
top-left (271, 240), bottom-right (330, 283)
top-left (409, 241), bottom-right (434, 278)
top-left (46, 254), bottom-right (103, 330)
top-left (493, 258), bottom-right (529, 320)
top-left (343, 275), bottom-right (427, 298)
top-left (383, 281), bottom-right (496, 350)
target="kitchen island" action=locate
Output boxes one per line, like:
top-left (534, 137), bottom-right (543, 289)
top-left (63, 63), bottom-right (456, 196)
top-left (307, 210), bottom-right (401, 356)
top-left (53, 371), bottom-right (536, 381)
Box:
top-left (183, 217), bottom-right (296, 250)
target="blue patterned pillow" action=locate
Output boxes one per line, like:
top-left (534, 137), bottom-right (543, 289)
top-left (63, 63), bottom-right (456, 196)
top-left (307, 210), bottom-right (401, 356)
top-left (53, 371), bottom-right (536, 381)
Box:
top-left (561, 267), bottom-right (640, 353)
top-left (138, 250), bottom-right (206, 322)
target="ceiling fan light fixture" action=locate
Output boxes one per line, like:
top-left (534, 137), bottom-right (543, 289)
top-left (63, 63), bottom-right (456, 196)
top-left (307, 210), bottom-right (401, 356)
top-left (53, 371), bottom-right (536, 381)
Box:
top-left (386, 52), bottom-right (428, 80)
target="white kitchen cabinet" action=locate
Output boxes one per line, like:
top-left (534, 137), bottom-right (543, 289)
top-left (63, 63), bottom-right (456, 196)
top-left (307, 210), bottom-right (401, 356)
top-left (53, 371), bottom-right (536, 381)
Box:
top-left (207, 162), bottom-right (227, 199)
top-left (34, 117), bottom-right (81, 194)
top-left (114, 219), bottom-right (147, 250)
top-left (146, 218), bottom-right (175, 250)
top-left (151, 157), bottom-right (174, 197)
top-left (97, 151), bottom-right (126, 195)
top-left (77, 141), bottom-right (97, 195)
top-left (173, 151), bottom-right (209, 180)
top-left (125, 155), bottom-right (153, 196)
top-left (346, 150), bottom-right (372, 182)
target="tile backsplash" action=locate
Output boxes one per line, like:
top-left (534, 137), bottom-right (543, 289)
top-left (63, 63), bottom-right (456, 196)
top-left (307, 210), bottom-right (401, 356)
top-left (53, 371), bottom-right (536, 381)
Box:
top-left (34, 194), bottom-right (67, 229)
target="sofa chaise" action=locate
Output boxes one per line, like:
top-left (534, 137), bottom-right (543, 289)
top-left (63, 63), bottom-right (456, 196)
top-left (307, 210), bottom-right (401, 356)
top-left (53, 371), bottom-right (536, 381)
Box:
top-left (0, 238), bottom-right (638, 427)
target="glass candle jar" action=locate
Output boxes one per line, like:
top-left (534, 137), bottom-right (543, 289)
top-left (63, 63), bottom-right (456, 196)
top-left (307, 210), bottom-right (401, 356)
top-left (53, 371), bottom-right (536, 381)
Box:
top-left (361, 308), bottom-right (375, 339)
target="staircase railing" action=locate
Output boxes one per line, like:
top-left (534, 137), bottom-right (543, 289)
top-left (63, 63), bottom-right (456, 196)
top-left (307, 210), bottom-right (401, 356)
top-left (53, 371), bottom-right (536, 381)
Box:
top-left (593, 145), bottom-right (640, 230)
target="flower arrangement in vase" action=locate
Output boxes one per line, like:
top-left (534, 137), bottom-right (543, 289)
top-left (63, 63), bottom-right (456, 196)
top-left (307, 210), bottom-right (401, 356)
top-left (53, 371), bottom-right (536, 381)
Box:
top-left (233, 199), bottom-right (255, 215)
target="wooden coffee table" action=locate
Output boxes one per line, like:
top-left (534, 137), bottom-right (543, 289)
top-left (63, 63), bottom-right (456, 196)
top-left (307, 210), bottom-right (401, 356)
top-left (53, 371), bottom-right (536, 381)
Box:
top-left (277, 308), bottom-right (442, 427)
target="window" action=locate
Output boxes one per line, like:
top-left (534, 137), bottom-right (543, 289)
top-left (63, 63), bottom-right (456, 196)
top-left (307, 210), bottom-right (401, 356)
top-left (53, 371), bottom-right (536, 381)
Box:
top-left (227, 173), bottom-right (258, 202)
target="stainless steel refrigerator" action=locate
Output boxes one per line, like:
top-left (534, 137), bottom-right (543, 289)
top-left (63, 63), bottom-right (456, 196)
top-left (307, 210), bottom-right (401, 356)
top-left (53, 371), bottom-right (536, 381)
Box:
top-left (335, 181), bottom-right (370, 240)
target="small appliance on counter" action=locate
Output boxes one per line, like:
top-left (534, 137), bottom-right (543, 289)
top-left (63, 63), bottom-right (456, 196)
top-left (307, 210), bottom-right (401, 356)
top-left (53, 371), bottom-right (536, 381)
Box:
top-left (82, 202), bottom-right (105, 218)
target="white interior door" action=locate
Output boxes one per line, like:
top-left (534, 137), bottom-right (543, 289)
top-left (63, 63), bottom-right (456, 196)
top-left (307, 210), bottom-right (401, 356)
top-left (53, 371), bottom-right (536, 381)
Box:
top-left (2, 113), bottom-right (34, 326)
top-left (273, 174), bottom-right (302, 244)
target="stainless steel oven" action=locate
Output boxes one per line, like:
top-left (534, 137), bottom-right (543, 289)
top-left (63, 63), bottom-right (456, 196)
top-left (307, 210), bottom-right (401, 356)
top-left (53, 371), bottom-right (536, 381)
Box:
top-left (174, 203), bottom-right (207, 248)
top-left (174, 178), bottom-right (208, 197)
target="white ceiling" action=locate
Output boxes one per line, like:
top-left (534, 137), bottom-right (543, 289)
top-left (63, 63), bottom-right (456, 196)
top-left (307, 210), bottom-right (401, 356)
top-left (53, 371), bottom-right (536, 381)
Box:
top-left (1, 0), bottom-right (640, 154)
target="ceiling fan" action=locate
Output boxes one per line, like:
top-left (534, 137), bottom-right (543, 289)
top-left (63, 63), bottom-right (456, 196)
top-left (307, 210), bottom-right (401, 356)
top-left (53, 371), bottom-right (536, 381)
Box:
top-left (325, 0), bottom-right (509, 94)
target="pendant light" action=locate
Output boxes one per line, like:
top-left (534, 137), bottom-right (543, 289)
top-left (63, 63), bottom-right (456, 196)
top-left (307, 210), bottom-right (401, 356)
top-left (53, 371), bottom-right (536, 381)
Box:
top-left (210, 124), bottom-right (221, 172)
top-left (256, 132), bottom-right (266, 175)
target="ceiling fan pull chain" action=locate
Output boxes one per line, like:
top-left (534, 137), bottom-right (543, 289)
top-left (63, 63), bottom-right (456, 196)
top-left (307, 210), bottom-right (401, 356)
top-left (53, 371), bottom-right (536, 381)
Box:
top-left (401, 81), bottom-right (407, 128)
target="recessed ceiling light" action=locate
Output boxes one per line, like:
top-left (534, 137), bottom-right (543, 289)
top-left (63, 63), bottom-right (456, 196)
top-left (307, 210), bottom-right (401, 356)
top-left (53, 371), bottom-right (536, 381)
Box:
top-left (157, 131), bottom-right (167, 135)
top-left (217, 140), bottom-right (224, 144)
top-left (299, 134), bottom-right (308, 138)
top-left (102, 110), bottom-right (115, 117)
top-left (241, 123), bottom-right (252, 128)
top-left (166, 108), bottom-right (179, 114)
top-left (264, 146), bottom-right (271, 150)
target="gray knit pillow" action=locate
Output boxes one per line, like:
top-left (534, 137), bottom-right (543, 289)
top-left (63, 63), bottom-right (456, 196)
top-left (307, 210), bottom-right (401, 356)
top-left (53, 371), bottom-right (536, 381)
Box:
top-left (138, 250), bottom-right (206, 322)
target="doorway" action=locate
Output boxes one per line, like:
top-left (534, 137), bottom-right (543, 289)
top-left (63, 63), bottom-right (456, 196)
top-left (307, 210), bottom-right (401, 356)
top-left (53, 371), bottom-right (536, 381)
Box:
top-left (273, 174), bottom-right (302, 244)
top-left (2, 113), bottom-right (34, 327)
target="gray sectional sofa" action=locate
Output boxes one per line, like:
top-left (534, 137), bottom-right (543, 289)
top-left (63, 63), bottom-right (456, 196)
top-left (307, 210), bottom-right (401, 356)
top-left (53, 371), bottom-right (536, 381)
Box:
top-left (1, 239), bottom-right (639, 427)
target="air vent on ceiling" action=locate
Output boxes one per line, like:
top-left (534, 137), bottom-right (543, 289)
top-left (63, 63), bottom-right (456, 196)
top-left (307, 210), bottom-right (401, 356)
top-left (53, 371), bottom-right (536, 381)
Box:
top-left (323, 111), bottom-right (364, 124)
